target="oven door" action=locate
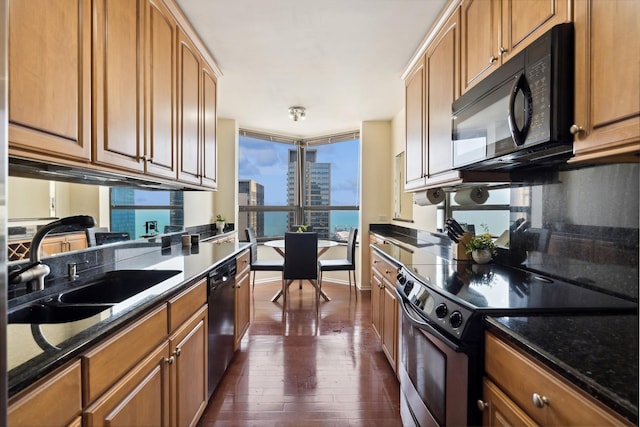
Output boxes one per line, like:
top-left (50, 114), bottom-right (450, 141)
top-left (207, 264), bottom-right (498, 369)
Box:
top-left (397, 295), bottom-right (469, 427)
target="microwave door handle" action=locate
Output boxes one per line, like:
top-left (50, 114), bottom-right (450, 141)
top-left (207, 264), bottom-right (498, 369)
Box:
top-left (508, 73), bottom-right (533, 146)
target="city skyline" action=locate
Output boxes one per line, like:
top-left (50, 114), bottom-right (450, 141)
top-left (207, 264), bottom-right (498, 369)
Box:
top-left (238, 135), bottom-right (359, 206)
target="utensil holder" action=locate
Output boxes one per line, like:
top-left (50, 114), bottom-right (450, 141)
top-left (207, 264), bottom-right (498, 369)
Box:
top-left (452, 232), bottom-right (473, 260)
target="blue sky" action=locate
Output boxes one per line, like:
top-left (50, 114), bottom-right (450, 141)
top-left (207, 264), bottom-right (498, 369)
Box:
top-left (238, 136), bottom-right (360, 206)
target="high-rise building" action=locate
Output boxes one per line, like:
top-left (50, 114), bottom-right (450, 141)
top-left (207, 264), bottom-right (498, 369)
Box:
top-left (287, 149), bottom-right (331, 238)
top-left (238, 179), bottom-right (265, 236)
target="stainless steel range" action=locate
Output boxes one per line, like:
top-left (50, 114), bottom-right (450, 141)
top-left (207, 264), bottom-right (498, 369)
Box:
top-left (390, 247), bottom-right (637, 427)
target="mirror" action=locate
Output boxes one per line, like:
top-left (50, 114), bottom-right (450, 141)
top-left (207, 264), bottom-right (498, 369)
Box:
top-left (7, 176), bottom-right (192, 255)
top-left (393, 152), bottom-right (413, 221)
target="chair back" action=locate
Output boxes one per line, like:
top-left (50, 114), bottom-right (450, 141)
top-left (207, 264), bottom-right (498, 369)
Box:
top-left (283, 232), bottom-right (318, 280)
top-left (245, 227), bottom-right (258, 264)
top-left (346, 227), bottom-right (358, 267)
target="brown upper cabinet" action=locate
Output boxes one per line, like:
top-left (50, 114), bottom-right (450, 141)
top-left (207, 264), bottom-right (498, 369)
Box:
top-left (8, 0), bottom-right (218, 190)
top-left (404, 56), bottom-right (426, 190)
top-left (92, 0), bottom-right (146, 173)
top-left (145, 0), bottom-right (179, 180)
top-left (177, 29), bottom-right (218, 189)
top-left (8, 0), bottom-right (92, 162)
top-left (570, 0), bottom-right (640, 162)
top-left (405, 8), bottom-right (463, 191)
top-left (461, 0), bottom-right (571, 93)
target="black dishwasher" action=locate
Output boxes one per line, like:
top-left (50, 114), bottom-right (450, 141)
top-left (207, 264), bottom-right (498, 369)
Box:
top-left (207, 257), bottom-right (237, 399)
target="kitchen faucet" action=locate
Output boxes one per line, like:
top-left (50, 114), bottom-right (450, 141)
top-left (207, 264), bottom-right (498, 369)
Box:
top-left (10, 215), bottom-right (96, 292)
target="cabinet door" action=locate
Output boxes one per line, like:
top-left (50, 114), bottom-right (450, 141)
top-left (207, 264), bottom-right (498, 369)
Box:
top-left (83, 305), bottom-right (168, 404)
top-left (404, 56), bottom-right (426, 190)
top-left (145, 0), bottom-right (178, 179)
top-left (93, 0), bottom-right (145, 173)
top-left (8, 0), bottom-right (91, 161)
top-left (572, 0), bottom-right (640, 162)
top-left (426, 9), bottom-right (460, 179)
top-left (170, 306), bottom-right (208, 427)
top-left (83, 342), bottom-right (171, 427)
top-left (461, 0), bottom-right (501, 93)
top-left (201, 62), bottom-right (218, 189)
top-left (67, 232), bottom-right (88, 252)
top-left (234, 267), bottom-right (250, 350)
top-left (177, 28), bottom-right (202, 186)
top-left (41, 236), bottom-right (65, 257)
top-left (370, 267), bottom-right (383, 340)
top-left (500, 0), bottom-right (570, 62)
top-left (381, 282), bottom-right (398, 371)
top-left (482, 378), bottom-right (538, 427)
top-left (9, 360), bottom-right (82, 427)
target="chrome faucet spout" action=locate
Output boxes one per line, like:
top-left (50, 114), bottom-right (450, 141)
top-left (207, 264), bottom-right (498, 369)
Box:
top-left (28, 215), bottom-right (96, 291)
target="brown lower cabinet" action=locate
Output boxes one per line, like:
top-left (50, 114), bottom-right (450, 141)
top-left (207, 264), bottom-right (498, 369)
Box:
top-left (482, 331), bottom-right (630, 426)
top-left (370, 248), bottom-right (399, 372)
top-left (8, 360), bottom-right (83, 427)
top-left (234, 250), bottom-right (251, 351)
top-left (8, 278), bottom-right (208, 427)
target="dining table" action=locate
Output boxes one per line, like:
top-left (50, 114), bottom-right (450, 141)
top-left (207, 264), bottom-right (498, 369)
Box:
top-left (264, 238), bottom-right (339, 302)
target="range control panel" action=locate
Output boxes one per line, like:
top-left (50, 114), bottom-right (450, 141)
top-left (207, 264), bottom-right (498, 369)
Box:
top-left (396, 267), bottom-right (474, 341)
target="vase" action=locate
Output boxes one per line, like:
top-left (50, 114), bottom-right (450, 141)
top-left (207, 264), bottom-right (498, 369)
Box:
top-left (216, 222), bottom-right (225, 233)
top-left (472, 249), bottom-right (492, 264)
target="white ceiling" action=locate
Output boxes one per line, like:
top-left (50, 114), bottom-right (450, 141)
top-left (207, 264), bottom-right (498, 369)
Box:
top-left (176, 0), bottom-right (447, 139)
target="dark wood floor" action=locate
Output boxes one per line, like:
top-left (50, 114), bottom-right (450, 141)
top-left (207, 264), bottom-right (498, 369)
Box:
top-left (198, 280), bottom-right (402, 426)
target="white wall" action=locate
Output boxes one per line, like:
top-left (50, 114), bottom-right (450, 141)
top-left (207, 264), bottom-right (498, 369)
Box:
top-left (389, 108), bottom-right (439, 233)
top-left (360, 120), bottom-right (393, 290)
top-left (214, 118), bottom-right (239, 231)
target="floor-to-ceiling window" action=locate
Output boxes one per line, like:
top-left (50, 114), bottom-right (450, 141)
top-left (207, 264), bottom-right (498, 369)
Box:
top-left (238, 130), bottom-right (360, 241)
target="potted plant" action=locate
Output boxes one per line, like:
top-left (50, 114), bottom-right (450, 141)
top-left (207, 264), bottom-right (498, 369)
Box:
top-left (465, 233), bottom-right (496, 264)
top-left (215, 214), bottom-right (226, 233)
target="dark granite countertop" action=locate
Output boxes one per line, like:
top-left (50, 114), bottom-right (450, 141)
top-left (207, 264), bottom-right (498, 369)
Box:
top-left (369, 225), bottom-right (639, 423)
top-left (486, 316), bottom-right (638, 423)
top-left (7, 237), bottom-right (250, 397)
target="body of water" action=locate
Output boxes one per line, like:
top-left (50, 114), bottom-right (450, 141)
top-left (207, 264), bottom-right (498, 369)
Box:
top-left (263, 211), bottom-right (359, 238)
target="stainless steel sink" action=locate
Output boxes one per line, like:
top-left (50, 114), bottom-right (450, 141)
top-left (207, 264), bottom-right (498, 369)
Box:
top-left (57, 269), bottom-right (181, 304)
top-left (8, 303), bottom-right (112, 324)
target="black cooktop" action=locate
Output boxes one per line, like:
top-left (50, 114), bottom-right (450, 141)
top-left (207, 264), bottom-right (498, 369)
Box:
top-left (403, 260), bottom-right (638, 313)
top-left (376, 242), bottom-right (637, 313)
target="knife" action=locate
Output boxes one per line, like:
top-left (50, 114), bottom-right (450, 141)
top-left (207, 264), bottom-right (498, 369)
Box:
top-left (448, 218), bottom-right (466, 237)
top-left (446, 228), bottom-right (459, 243)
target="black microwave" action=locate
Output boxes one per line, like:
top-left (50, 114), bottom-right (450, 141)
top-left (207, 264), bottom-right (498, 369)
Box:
top-left (452, 23), bottom-right (574, 170)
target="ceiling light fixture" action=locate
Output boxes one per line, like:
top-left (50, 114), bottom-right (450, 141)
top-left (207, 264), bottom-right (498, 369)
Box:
top-left (288, 106), bottom-right (306, 122)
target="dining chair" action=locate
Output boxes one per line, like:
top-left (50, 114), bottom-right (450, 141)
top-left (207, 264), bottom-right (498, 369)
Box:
top-left (283, 231), bottom-right (319, 304)
top-left (318, 227), bottom-right (358, 299)
top-left (245, 227), bottom-right (284, 291)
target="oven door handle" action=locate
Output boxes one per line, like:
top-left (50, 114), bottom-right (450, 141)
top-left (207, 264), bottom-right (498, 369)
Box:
top-left (397, 293), bottom-right (464, 352)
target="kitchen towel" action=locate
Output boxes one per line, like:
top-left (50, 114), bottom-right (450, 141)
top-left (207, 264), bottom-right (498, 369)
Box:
top-left (413, 188), bottom-right (445, 206)
top-left (454, 186), bottom-right (489, 205)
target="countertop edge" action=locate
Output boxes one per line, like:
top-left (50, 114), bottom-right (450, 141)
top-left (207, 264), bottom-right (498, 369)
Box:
top-left (7, 242), bottom-right (250, 398)
top-left (484, 317), bottom-right (638, 423)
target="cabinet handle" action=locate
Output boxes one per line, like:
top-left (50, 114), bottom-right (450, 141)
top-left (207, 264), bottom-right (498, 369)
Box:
top-left (165, 356), bottom-right (175, 365)
top-left (499, 46), bottom-right (508, 55)
top-left (477, 400), bottom-right (488, 411)
top-left (532, 393), bottom-right (549, 408)
top-left (489, 55), bottom-right (498, 64)
top-left (569, 124), bottom-right (584, 135)
top-left (174, 348), bottom-right (181, 357)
